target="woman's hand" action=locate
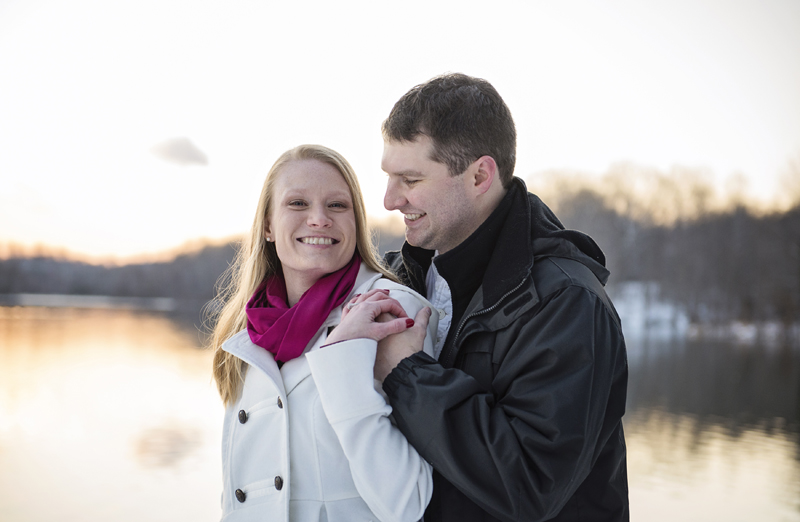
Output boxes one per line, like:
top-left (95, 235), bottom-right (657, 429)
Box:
top-left (375, 306), bottom-right (431, 382)
top-left (324, 289), bottom-right (415, 346)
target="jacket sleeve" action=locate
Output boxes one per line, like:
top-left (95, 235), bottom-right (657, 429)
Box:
top-left (382, 285), bottom-right (628, 522)
top-left (306, 286), bottom-right (438, 522)
top-left (307, 340), bottom-right (432, 522)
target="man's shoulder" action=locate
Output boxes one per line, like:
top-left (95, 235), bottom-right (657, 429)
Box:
top-left (383, 249), bottom-right (404, 272)
top-left (532, 255), bottom-right (597, 292)
top-left (530, 255), bottom-right (621, 328)
top-left (383, 248), bottom-right (415, 289)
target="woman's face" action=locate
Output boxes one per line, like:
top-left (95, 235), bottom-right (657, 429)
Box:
top-left (266, 159), bottom-right (357, 297)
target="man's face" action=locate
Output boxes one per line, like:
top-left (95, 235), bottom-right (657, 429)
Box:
top-left (382, 136), bottom-right (479, 254)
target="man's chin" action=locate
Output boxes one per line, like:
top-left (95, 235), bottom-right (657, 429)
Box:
top-left (404, 231), bottom-right (432, 251)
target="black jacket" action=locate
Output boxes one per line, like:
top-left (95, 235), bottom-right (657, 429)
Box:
top-left (383, 178), bottom-right (629, 522)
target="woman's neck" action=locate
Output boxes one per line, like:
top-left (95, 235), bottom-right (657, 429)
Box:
top-left (284, 274), bottom-right (317, 307)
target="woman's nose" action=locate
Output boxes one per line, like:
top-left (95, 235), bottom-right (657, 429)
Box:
top-left (307, 207), bottom-right (333, 227)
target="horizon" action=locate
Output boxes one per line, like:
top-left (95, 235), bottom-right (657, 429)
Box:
top-left (2, 166), bottom-right (797, 266)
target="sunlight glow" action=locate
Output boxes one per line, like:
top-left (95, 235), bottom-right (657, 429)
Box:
top-left (1, 0), bottom-right (798, 259)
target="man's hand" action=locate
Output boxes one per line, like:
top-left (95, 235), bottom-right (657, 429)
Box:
top-left (374, 306), bottom-right (431, 383)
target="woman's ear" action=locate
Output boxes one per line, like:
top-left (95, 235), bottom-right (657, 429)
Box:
top-left (264, 222), bottom-right (273, 242)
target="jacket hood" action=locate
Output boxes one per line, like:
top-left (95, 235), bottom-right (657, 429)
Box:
top-left (479, 177), bottom-right (610, 305)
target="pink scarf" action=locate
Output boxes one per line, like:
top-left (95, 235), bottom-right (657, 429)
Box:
top-left (245, 253), bottom-right (361, 362)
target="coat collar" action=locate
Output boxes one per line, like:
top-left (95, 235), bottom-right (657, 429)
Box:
top-left (221, 265), bottom-right (383, 395)
top-left (223, 328), bottom-right (287, 395)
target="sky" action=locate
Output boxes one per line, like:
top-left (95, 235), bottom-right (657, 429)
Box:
top-left (1, 0), bottom-right (799, 261)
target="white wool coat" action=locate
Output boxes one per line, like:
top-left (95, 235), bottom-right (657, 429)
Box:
top-left (219, 265), bottom-right (439, 522)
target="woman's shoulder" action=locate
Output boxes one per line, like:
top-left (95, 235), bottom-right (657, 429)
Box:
top-left (371, 277), bottom-right (432, 312)
top-left (352, 265), bottom-right (432, 314)
top-left (370, 278), bottom-right (415, 294)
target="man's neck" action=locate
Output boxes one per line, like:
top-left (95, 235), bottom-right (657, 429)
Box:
top-left (434, 185), bottom-right (514, 296)
top-left (437, 184), bottom-right (508, 256)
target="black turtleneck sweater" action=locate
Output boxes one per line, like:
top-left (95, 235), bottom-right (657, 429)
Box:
top-left (404, 185), bottom-right (516, 356)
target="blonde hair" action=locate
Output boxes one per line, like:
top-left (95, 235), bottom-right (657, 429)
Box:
top-left (210, 144), bottom-right (396, 405)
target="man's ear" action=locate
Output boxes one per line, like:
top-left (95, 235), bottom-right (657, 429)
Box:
top-left (471, 156), bottom-right (499, 195)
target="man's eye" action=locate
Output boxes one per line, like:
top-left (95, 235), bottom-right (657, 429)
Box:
top-left (404, 178), bottom-right (420, 186)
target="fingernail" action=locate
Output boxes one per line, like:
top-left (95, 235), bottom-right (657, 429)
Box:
top-left (406, 319), bottom-right (415, 328)
top-left (354, 294), bottom-right (361, 298)
top-left (380, 289), bottom-right (390, 294)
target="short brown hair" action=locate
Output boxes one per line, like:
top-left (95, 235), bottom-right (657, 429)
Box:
top-left (382, 73), bottom-right (517, 187)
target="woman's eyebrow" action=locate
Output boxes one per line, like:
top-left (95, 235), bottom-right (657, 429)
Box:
top-left (281, 190), bottom-right (352, 200)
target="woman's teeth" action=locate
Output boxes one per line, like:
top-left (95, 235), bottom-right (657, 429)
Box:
top-left (299, 237), bottom-right (335, 245)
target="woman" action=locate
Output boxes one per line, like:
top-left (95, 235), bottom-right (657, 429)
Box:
top-left (210, 144), bottom-right (438, 522)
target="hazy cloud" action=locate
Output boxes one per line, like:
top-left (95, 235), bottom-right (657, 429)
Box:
top-left (150, 137), bottom-right (208, 166)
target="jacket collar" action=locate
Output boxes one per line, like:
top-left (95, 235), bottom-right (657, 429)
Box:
top-left (223, 328), bottom-right (287, 396)
top-left (221, 264), bottom-right (383, 396)
top-left (478, 178), bottom-right (536, 305)
top-left (464, 177), bottom-right (610, 306)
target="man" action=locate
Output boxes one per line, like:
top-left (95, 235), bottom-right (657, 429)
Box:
top-left (374, 73), bottom-right (629, 522)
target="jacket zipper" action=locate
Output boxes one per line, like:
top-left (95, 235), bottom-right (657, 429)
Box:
top-left (443, 277), bottom-right (528, 368)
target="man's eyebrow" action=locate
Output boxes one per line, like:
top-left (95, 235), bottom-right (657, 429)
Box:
top-left (387, 169), bottom-right (424, 177)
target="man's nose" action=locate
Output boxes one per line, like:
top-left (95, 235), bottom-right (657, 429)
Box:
top-left (384, 179), bottom-right (406, 211)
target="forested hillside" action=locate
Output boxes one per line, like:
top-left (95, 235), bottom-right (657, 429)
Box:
top-left (2, 169), bottom-right (798, 326)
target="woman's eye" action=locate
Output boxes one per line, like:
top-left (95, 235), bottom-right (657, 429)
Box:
top-left (288, 200), bottom-right (306, 207)
top-left (329, 202), bottom-right (348, 209)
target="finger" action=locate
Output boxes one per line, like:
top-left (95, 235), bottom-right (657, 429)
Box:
top-left (343, 289), bottom-right (389, 319)
top-left (357, 291), bottom-right (395, 308)
top-left (375, 312), bottom-right (395, 323)
top-left (412, 306), bottom-right (431, 331)
top-left (356, 288), bottom-right (391, 304)
top-left (341, 293), bottom-right (362, 319)
top-left (369, 316), bottom-right (415, 341)
top-left (369, 296), bottom-right (409, 319)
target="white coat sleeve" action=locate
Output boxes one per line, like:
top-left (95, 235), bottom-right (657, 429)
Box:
top-left (306, 287), bottom-right (437, 522)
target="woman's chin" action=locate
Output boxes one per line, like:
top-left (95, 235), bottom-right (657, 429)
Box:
top-left (283, 261), bottom-right (348, 284)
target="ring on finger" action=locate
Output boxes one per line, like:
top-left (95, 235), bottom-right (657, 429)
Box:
top-left (346, 301), bottom-right (358, 310)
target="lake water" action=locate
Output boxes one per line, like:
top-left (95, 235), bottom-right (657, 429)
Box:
top-left (1, 305), bottom-right (798, 521)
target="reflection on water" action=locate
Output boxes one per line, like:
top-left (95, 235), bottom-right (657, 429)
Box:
top-left (0, 306), bottom-right (223, 522)
top-left (1, 307), bottom-right (799, 521)
top-left (625, 339), bottom-right (800, 521)
top-left (134, 426), bottom-right (202, 468)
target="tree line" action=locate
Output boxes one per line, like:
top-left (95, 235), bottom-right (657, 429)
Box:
top-left (1, 166), bottom-right (798, 326)
top-left (536, 165), bottom-right (800, 326)
top-left (0, 228), bottom-right (405, 303)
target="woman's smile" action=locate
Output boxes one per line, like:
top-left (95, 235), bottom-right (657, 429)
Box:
top-left (297, 236), bottom-right (339, 245)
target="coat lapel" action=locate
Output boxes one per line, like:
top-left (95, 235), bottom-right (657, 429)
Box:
top-left (222, 329), bottom-right (286, 396)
